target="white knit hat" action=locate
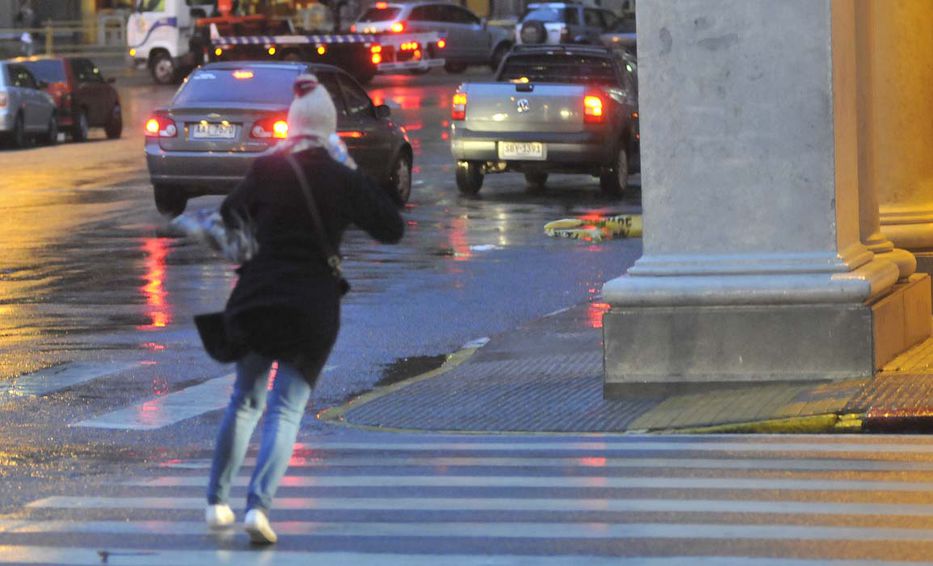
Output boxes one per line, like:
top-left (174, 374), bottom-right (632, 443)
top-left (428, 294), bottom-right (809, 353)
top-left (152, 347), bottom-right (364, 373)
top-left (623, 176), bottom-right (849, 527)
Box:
top-left (287, 74), bottom-right (337, 144)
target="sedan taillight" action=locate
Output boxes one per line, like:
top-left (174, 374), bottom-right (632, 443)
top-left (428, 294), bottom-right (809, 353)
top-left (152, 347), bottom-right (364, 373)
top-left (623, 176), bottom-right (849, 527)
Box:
top-left (145, 115), bottom-right (177, 137)
top-left (451, 92), bottom-right (467, 121)
top-left (583, 94), bottom-right (604, 124)
top-left (250, 117), bottom-right (288, 140)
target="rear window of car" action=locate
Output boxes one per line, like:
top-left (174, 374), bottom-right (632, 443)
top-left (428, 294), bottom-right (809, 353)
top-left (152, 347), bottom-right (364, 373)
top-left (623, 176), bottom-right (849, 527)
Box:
top-left (173, 67), bottom-right (300, 105)
top-left (21, 60), bottom-right (66, 83)
top-left (358, 7), bottom-right (402, 22)
top-left (498, 53), bottom-right (618, 85)
top-left (520, 7), bottom-right (567, 23)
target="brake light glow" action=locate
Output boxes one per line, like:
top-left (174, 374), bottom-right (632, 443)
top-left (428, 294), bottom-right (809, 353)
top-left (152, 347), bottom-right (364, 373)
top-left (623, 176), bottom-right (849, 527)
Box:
top-left (400, 41), bottom-right (419, 51)
top-left (350, 24), bottom-right (357, 32)
top-left (391, 21), bottom-right (405, 33)
top-left (214, 47), bottom-right (223, 56)
top-left (372, 53), bottom-right (382, 64)
top-left (371, 44), bottom-right (383, 65)
top-left (376, 2), bottom-right (388, 8)
top-left (317, 45), bottom-right (327, 55)
top-left (251, 117), bottom-right (288, 140)
top-left (437, 38), bottom-right (446, 49)
top-left (339, 130), bottom-right (364, 139)
top-left (233, 70), bottom-right (254, 79)
top-left (268, 47), bottom-right (276, 55)
top-left (451, 92), bottom-right (467, 120)
top-left (583, 95), bottom-right (604, 123)
top-left (145, 116), bottom-right (177, 137)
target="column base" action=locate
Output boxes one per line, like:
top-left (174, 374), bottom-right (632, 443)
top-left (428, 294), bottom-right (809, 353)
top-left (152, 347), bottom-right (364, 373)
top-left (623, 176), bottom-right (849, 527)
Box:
top-left (911, 253), bottom-right (933, 308)
top-left (603, 274), bottom-right (931, 398)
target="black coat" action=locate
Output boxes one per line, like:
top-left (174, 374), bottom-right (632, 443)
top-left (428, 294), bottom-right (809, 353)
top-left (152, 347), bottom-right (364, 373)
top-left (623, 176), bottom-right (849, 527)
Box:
top-left (219, 147), bottom-right (404, 380)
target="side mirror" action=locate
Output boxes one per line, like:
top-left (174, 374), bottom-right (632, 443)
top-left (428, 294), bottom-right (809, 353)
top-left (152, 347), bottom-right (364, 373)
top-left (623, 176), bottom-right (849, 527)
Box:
top-left (374, 104), bottom-right (391, 119)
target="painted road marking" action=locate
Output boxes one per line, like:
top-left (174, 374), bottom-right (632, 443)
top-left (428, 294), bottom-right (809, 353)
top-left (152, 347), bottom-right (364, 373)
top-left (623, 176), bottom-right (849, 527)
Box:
top-left (128, 474), bottom-right (933, 492)
top-left (26, 496), bottom-right (933, 516)
top-left (72, 375), bottom-right (233, 430)
top-left (0, 362), bottom-right (140, 397)
top-left (1, 520), bottom-right (933, 542)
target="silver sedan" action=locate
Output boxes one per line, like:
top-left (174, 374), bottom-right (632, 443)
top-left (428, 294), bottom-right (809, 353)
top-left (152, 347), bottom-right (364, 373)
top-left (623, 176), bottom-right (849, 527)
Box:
top-left (0, 61), bottom-right (57, 149)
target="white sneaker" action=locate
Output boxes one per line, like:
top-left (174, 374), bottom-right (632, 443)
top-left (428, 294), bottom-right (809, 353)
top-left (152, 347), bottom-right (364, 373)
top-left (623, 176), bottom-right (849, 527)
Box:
top-left (205, 503), bottom-right (235, 529)
top-left (244, 509), bottom-right (277, 544)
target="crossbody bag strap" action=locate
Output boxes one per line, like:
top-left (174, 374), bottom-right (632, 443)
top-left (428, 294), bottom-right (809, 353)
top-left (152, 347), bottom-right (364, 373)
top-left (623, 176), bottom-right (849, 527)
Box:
top-left (285, 153), bottom-right (342, 278)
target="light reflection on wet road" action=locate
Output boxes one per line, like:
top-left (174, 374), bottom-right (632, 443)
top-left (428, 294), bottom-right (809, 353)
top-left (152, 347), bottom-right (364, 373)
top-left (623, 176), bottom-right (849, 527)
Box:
top-left (0, 70), bottom-right (642, 458)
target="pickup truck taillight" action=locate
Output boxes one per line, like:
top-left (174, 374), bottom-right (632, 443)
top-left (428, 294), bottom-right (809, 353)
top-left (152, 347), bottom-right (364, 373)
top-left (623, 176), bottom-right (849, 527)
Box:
top-left (145, 115), bottom-right (177, 138)
top-left (583, 95), bottom-right (604, 124)
top-left (451, 92), bottom-right (467, 120)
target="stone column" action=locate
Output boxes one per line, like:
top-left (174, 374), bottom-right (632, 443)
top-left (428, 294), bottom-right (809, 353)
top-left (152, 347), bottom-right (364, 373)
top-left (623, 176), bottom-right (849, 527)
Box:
top-left (602, 0), bottom-right (928, 395)
top-left (861, 1), bottom-right (933, 285)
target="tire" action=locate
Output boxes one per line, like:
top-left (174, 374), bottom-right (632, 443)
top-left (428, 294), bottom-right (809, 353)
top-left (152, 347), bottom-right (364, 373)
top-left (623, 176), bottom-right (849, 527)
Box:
top-left (72, 110), bottom-right (89, 142)
top-left (600, 146), bottom-right (629, 197)
top-left (489, 43), bottom-right (510, 71)
top-left (43, 115), bottom-right (58, 146)
top-left (150, 52), bottom-right (176, 85)
top-left (153, 184), bottom-right (188, 217)
top-left (455, 161), bottom-right (484, 195)
top-left (10, 114), bottom-right (27, 149)
top-left (444, 61), bottom-right (468, 74)
top-left (524, 171), bottom-right (548, 192)
top-left (520, 21), bottom-right (547, 44)
top-left (104, 104), bottom-right (122, 139)
top-left (385, 153), bottom-right (412, 204)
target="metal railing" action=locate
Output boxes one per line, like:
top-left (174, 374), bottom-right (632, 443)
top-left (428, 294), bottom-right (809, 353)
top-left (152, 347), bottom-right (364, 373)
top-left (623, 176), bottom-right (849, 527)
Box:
top-left (0, 13), bottom-right (128, 60)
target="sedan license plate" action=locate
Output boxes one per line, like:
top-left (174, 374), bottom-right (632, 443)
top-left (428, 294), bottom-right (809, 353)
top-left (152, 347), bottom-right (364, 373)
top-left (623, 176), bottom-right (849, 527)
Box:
top-left (498, 141), bottom-right (546, 160)
top-left (190, 123), bottom-right (236, 139)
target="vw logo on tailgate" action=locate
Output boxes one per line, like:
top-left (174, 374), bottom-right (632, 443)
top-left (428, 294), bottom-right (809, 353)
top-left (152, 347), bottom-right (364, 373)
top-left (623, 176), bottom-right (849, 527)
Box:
top-left (516, 99), bottom-right (530, 113)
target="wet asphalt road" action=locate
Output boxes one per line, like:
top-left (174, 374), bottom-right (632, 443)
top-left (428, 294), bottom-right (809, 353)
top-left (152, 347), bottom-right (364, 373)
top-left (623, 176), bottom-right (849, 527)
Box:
top-left (0, 69), bottom-right (643, 506)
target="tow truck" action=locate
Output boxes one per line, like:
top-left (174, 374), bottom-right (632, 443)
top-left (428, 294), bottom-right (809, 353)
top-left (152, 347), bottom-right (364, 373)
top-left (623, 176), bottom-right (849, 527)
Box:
top-left (127, 0), bottom-right (445, 85)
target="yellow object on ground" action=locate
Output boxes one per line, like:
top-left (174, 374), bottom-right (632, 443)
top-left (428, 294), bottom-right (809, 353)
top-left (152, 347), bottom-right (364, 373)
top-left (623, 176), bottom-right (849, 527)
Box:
top-left (544, 214), bottom-right (643, 241)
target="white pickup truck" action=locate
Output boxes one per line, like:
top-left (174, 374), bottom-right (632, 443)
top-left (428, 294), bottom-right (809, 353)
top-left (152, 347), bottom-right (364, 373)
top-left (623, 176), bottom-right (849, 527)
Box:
top-left (449, 44), bottom-right (639, 197)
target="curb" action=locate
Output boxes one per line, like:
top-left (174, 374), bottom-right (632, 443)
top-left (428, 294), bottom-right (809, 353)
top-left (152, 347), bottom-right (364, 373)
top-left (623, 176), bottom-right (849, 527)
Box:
top-left (674, 413), bottom-right (864, 435)
top-left (316, 341), bottom-right (484, 431)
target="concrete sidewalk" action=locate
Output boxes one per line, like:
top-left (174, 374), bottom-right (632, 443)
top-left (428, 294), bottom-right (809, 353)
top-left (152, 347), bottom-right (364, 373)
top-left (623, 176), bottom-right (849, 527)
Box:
top-left (320, 302), bottom-right (933, 434)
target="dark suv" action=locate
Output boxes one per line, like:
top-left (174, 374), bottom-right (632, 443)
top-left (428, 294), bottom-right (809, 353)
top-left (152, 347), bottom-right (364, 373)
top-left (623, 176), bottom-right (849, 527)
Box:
top-left (516, 2), bottom-right (619, 45)
top-left (13, 56), bottom-right (122, 141)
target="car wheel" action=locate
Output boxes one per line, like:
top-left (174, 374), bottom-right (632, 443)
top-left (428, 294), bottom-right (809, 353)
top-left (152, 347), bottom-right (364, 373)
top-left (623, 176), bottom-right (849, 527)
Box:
top-left (150, 52), bottom-right (176, 85)
top-left (524, 171), bottom-right (548, 192)
top-left (600, 146), bottom-right (629, 197)
top-left (72, 110), bottom-right (89, 142)
top-left (10, 114), bottom-right (27, 149)
top-left (385, 153), bottom-right (412, 204)
top-left (105, 104), bottom-right (122, 139)
top-left (444, 61), bottom-right (468, 74)
top-left (43, 115), bottom-right (58, 146)
top-left (490, 43), bottom-right (510, 70)
top-left (154, 184), bottom-right (188, 217)
top-left (520, 21), bottom-right (547, 44)
top-left (455, 161), bottom-right (484, 195)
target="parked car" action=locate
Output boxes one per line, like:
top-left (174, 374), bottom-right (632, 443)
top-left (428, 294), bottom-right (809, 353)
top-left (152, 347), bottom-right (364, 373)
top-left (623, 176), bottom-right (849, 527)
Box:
top-left (516, 2), bottom-right (619, 46)
top-left (0, 61), bottom-right (57, 149)
top-left (146, 61), bottom-right (412, 216)
top-left (12, 55), bottom-right (122, 141)
top-left (351, 1), bottom-right (512, 73)
top-left (449, 44), bottom-right (639, 196)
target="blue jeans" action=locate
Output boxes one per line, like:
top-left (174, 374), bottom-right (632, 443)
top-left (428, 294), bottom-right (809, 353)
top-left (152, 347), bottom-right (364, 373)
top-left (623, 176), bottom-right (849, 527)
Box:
top-left (206, 352), bottom-right (313, 514)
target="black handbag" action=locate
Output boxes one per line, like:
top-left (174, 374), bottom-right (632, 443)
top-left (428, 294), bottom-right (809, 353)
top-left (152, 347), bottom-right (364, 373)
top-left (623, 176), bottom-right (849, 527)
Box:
top-left (194, 312), bottom-right (246, 363)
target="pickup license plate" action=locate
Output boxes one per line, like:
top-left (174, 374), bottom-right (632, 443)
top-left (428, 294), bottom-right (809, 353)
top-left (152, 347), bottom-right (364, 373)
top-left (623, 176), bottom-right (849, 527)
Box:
top-left (498, 141), bottom-right (546, 160)
top-left (190, 123), bottom-right (236, 139)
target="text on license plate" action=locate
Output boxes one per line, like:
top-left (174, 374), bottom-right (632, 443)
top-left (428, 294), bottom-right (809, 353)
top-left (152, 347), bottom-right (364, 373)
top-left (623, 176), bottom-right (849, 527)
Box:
top-left (498, 142), bottom-right (546, 160)
top-left (191, 123), bottom-right (236, 139)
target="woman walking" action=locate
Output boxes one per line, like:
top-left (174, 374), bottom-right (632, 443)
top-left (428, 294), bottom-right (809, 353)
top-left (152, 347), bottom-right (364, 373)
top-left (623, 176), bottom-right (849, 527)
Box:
top-left (203, 74), bottom-right (404, 544)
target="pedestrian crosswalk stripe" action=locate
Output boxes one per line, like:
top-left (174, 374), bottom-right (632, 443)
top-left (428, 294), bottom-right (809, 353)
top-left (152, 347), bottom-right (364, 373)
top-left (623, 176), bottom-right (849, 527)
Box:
top-left (160, 455), bottom-right (933, 472)
top-left (2, 520), bottom-right (933, 542)
top-left (128, 474), bottom-right (933, 492)
top-left (0, 547), bottom-right (888, 566)
top-left (283, 440), bottom-right (933, 453)
top-left (0, 361), bottom-right (140, 397)
top-left (71, 374), bottom-right (234, 430)
top-left (26, 496), bottom-right (933, 516)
